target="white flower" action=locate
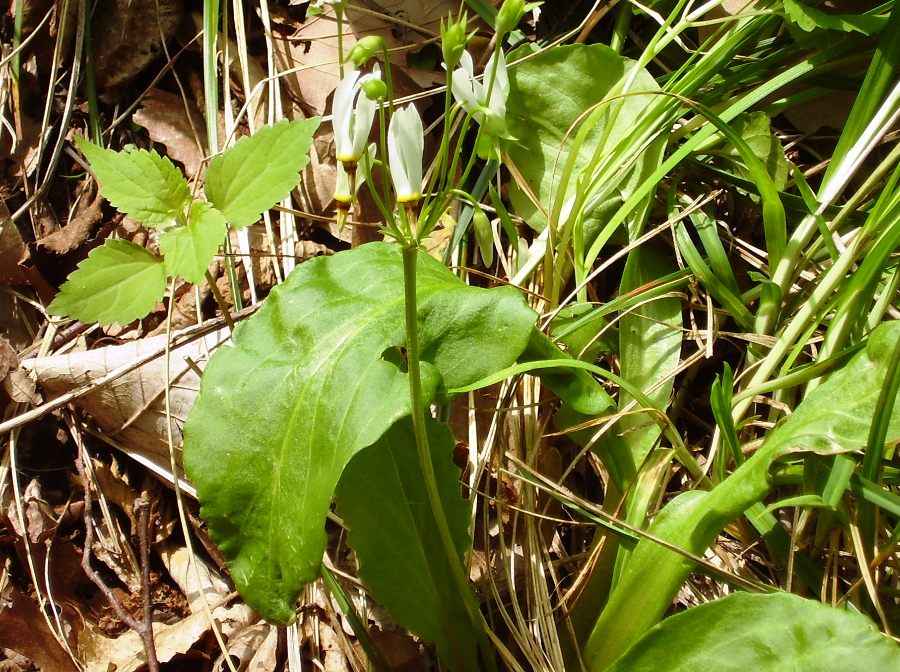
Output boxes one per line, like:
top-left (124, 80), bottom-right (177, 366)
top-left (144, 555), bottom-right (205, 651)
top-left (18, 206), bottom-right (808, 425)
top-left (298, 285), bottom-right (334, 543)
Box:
top-left (448, 50), bottom-right (509, 126)
top-left (333, 66), bottom-right (380, 163)
top-left (388, 105), bottom-right (424, 203)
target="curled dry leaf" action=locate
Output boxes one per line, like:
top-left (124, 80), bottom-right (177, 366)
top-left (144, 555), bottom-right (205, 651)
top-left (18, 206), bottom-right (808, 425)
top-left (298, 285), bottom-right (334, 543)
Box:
top-left (37, 189), bottom-right (105, 255)
top-left (0, 201), bottom-right (30, 285)
top-left (20, 327), bottom-right (231, 486)
top-left (214, 622), bottom-right (278, 672)
top-left (133, 89), bottom-right (208, 179)
top-left (78, 609), bottom-right (232, 672)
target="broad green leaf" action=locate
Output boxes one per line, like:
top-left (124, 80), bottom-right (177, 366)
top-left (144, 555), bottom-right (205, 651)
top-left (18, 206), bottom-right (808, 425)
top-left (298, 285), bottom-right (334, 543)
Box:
top-left (783, 0), bottom-right (887, 36)
top-left (504, 44), bottom-right (661, 232)
top-left (607, 592), bottom-right (900, 671)
top-left (74, 136), bottom-right (191, 228)
top-left (159, 202), bottom-right (227, 284)
top-left (183, 242), bottom-right (535, 624)
top-left (204, 118), bottom-right (320, 227)
top-left (48, 239), bottom-right (166, 325)
top-left (617, 244), bottom-right (683, 467)
top-left (335, 417), bottom-right (479, 671)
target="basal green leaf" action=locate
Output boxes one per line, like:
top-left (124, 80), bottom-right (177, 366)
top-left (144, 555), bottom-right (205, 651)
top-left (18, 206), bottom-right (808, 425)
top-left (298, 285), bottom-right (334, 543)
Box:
top-left (617, 245), bottom-right (683, 466)
top-left (336, 417), bottom-right (479, 671)
top-left (504, 44), bottom-right (661, 232)
top-left (48, 239), bottom-right (166, 325)
top-left (607, 592), bottom-right (900, 672)
top-left (519, 328), bottom-right (614, 416)
top-left (204, 118), bottom-right (320, 227)
top-left (183, 242), bottom-right (535, 624)
top-left (159, 202), bottom-right (227, 284)
top-left (74, 136), bottom-right (191, 228)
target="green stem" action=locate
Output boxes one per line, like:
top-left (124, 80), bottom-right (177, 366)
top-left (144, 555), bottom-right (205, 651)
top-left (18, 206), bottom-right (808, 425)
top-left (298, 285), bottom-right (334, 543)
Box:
top-left (400, 242), bottom-right (495, 671)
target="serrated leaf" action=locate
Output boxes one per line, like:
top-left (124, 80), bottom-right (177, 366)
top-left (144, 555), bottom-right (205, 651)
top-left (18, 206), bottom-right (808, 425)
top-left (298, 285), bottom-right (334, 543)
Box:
top-left (335, 417), bottom-right (480, 671)
top-left (183, 242), bottom-right (536, 624)
top-left (159, 202), bottom-right (227, 284)
top-left (74, 136), bottom-right (191, 228)
top-left (48, 239), bottom-right (166, 325)
top-left (608, 592), bottom-right (900, 671)
top-left (204, 118), bottom-right (320, 227)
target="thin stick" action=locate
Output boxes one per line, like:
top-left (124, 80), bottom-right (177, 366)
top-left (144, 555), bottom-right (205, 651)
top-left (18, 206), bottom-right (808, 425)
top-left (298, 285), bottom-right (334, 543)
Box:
top-left (76, 450), bottom-right (160, 672)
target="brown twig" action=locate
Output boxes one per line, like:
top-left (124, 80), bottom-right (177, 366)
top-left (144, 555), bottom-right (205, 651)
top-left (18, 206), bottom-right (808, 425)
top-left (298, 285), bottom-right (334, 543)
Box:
top-left (75, 451), bottom-right (160, 672)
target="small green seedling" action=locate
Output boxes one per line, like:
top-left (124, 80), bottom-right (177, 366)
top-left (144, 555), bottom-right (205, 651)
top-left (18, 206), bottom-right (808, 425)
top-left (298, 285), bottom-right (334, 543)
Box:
top-left (49, 118), bottom-right (320, 325)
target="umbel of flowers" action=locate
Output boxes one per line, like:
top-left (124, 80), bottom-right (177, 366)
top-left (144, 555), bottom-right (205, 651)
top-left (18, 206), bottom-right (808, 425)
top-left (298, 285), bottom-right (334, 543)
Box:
top-left (328, 0), bottom-right (525, 242)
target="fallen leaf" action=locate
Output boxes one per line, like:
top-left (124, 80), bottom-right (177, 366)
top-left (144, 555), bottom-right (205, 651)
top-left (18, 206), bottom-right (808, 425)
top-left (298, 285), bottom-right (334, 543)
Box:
top-left (78, 608), bottom-right (222, 672)
top-left (92, 0), bottom-right (183, 93)
top-left (21, 326), bottom-right (231, 487)
top-left (0, 201), bottom-right (30, 285)
top-left (0, 584), bottom-right (79, 672)
top-left (133, 89), bottom-right (207, 179)
top-left (37, 189), bottom-right (105, 255)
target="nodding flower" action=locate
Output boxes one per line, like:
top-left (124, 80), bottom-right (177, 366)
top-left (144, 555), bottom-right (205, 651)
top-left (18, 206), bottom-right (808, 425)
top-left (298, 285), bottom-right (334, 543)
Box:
top-left (334, 143), bottom-right (375, 207)
top-left (387, 104), bottom-right (424, 204)
top-left (447, 50), bottom-right (509, 132)
top-left (332, 65), bottom-right (381, 164)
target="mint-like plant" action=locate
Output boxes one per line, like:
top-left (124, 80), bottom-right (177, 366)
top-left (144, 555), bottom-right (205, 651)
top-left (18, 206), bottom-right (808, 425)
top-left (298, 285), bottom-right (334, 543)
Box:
top-left (49, 118), bottom-right (320, 325)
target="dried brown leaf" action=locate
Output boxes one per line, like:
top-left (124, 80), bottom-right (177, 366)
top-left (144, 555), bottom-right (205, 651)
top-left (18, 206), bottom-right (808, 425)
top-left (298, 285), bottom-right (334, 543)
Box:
top-left (92, 0), bottom-right (183, 92)
top-left (133, 89), bottom-right (207, 178)
top-left (37, 191), bottom-right (105, 255)
top-left (0, 202), bottom-right (30, 285)
top-left (0, 585), bottom-right (79, 672)
top-left (20, 327), bottom-right (231, 484)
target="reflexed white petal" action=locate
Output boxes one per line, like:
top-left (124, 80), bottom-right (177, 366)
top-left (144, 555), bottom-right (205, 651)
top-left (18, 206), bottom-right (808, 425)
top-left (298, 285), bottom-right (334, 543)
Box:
top-left (388, 105), bottom-right (424, 202)
top-left (350, 65), bottom-right (380, 159)
top-left (333, 66), bottom-right (381, 162)
top-left (451, 68), bottom-right (481, 113)
top-left (333, 70), bottom-right (361, 160)
top-left (486, 52), bottom-right (509, 119)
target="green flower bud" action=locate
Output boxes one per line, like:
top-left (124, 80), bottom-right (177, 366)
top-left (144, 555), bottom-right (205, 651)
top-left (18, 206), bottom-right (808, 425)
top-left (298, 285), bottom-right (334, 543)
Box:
top-left (496, 0), bottom-right (525, 36)
top-left (348, 35), bottom-right (385, 68)
top-left (441, 13), bottom-right (469, 71)
top-left (361, 78), bottom-right (387, 101)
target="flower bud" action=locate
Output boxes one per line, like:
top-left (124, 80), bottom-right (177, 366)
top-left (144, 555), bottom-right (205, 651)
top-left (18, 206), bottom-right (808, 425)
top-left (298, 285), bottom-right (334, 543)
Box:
top-left (472, 206), bottom-right (494, 266)
top-left (496, 0), bottom-right (525, 36)
top-left (441, 13), bottom-right (469, 72)
top-left (348, 35), bottom-right (385, 68)
top-left (361, 78), bottom-right (387, 101)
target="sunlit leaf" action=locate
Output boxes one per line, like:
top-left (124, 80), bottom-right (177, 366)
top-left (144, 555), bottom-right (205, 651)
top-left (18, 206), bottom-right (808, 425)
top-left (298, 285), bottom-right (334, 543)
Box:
top-left (48, 240), bottom-right (166, 325)
top-left (75, 136), bottom-right (191, 228)
top-left (159, 202), bottom-right (227, 284)
top-left (608, 592), bottom-right (900, 671)
top-left (204, 118), bottom-right (320, 227)
top-left (504, 43), bottom-right (661, 232)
